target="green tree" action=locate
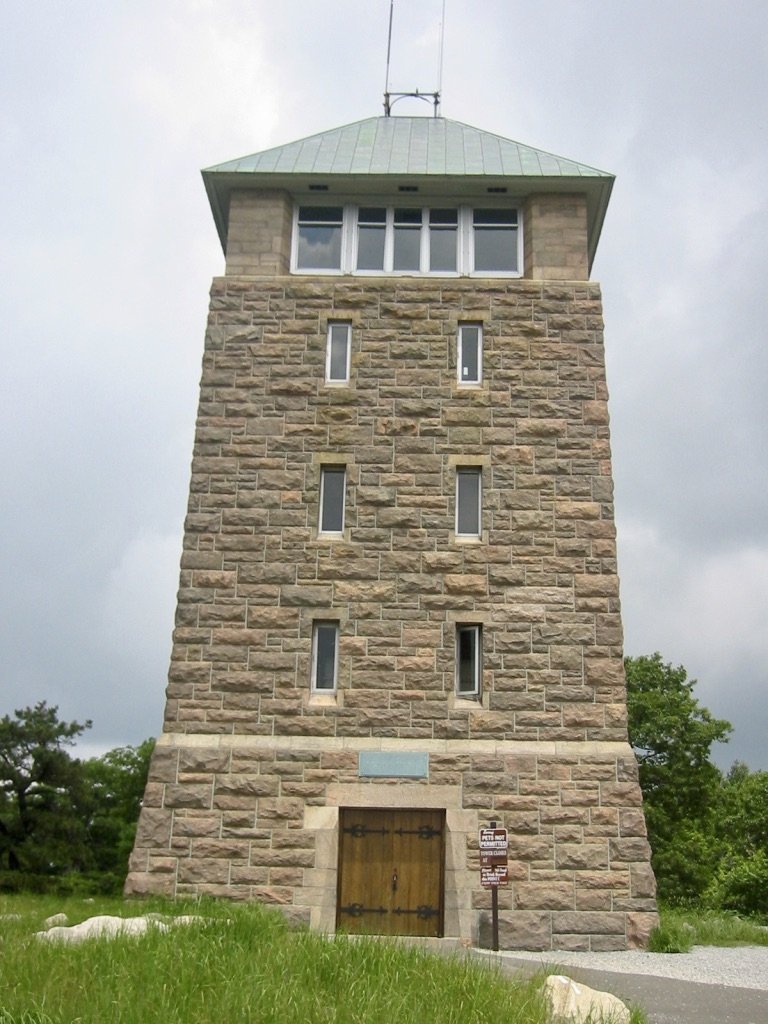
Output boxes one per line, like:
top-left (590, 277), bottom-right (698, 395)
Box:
top-left (82, 738), bottom-right (155, 882)
top-left (0, 702), bottom-right (92, 874)
top-left (718, 762), bottom-right (768, 853)
top-left (707, 763), bottom-right (768, 914)
top-left (625, 653), bottom-right (732, 904)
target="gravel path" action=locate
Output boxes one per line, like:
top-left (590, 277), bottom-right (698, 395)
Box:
top-left (481, 945), bottom-right (768, 992)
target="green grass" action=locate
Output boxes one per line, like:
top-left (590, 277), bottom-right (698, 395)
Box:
top-left (0, 895), bottom-right (560, 1024)
top-left (649, 905), bottom-right (768, 953)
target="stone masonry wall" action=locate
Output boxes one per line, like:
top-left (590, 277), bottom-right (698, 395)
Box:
top-left (126, 273), bottom-right (658, 948)
top-left (225, 191), bottom-right (293, 277)
top-left (161, 276), bottom-right (626, 741)
top-left (127, 735), bottom-right (657, 949)
top-left (524, 194), bottom-right (589, 281)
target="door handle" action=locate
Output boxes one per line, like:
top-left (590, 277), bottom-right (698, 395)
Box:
top-left (392, 868), bottom-right (398, 892)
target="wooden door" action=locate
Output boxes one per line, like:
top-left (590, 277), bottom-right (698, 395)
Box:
top-left (337, 808), bottom-right (444, 937)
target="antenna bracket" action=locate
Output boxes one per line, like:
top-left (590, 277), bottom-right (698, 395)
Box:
top-left (383, 90), bottom-right (441, 117)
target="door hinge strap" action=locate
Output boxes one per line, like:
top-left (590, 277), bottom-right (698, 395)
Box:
top-left (394, 826), bottom-right (441, 839)
top-left (339, 903), bottom-right (388, 918)
top-left (392, 905), bottom-right (439, 919)
top-left (343, 824), bottom-right (390, 838)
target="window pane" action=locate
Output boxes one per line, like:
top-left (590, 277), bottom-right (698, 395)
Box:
top-left (430, 209), bottom-right (458, 226)
top-left (297, 208), bottom-right (343, 269)
top-left (394, 208), bottom-right (422, 225)
top-left (474, 227), bottom-right (518, 272)
top-left (357, 225), bottom-right (386, 270)
top-left (429, 227), bottom-right (457, 272)
top-left (457, 626), bottom-right (479, 694)
top-left (314, 623), bottom-right (338, 690)
top-left (393, 227), bottom-right (421, 270)
top-left (320, 467), bottom-right (345, 533)
top-left (327, 324), bottom-right (350, 381)
top-left (473, 209), bottom-right (517, 226)
top-left (456, 468), bottom-right (481, 536)
top-left (393, 209), bottom-right (422, 271)
top-left (298, 225), bottom-right (342, 269)
top-left (459, 326), bottom-right (481, 383)
top-left (359, 207), bottom-right (386, 223)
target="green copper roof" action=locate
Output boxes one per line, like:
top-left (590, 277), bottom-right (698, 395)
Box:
top-left (204, 116), bottom-right (610, 179)
top-left (202, 116), bottom-right (614, 268)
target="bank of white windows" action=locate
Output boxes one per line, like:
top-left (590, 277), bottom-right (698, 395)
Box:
top-left (455, 467), bottom-right (482, 537)
top-left (326, 322), bottom-right (351, 383)
top-left (294, 205), bottom-right (520, 275)
top-left (319, 465), bottom-right (346, 535)
top-left (311, 621), bottom-right (339, 692)
top-left (458, 325), bottom-right (482, 385)
top-left (456, 624), bottom-right (482, 697)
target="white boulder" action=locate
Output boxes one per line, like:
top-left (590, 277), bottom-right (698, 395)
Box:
top-left (35, 915), bottom-right (168, 943)
top-left (543, 974), bottom-right (631, 1023)
top-left (34, 913), bottom-right (207, 944)
top-left (43, 913), bottom-right (69, 929)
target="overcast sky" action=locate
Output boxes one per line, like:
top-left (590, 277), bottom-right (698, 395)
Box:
top-left (2, 0), bottom-right (766, 770)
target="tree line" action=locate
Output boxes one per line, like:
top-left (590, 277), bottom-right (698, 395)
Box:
top-left (0, 702), bottom-right (153, 894)
top-left (1, 659), bottom-right (766, 914)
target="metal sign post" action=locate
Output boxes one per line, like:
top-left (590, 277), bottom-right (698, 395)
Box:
top-left (479, 821), bottom-right (509, 952)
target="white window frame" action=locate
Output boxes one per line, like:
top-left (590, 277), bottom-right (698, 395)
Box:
top-left (457, 324), bottom-right (483, 386)
top-left (319, 465), bottom-right (346, 536)
top-left (291, 204), bottom-right (521, 277)
top-left (470, 208), bottom-right (521, 276)
top-left (311, 621), bottom-right (339, 692)
top-left (293, 205), bottom-right (347, 274)
top-left (456, 624), bottom-right (482, 697)
top-left (325, 322), bottom-right (351, 383)
top-left (455, 466), bottom-right (482, 537)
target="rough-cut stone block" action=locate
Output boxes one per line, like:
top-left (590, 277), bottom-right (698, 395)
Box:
top-left (515, 882), bottom-right (574, 910)
top-left (164, 784), bottom-right (213, 810)
top-left (626, 911), bottom-right (659, 949)
top-left (124, 873), bottom-right (175, 897)
top-left (134, 809), bottom-right (173, 846)
top-left (177, 858), bottom-right (230, 884)
top-left (479, 910), bottom-right (551, 950)
top-left (552, 912), bottom-right (626, 935)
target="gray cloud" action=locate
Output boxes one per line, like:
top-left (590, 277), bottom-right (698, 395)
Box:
top-left (2, 0), bottom-right (766, 768)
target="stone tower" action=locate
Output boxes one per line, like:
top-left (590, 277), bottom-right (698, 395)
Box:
top-left (126, 116), bottom-right (658, 950)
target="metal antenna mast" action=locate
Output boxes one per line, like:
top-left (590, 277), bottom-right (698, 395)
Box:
top-left (383, 0), bottom-right (445, 117)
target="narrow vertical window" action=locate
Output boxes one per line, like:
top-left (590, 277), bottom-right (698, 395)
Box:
top-left (297, 206), bottom-right (343, 269)
top-left (393, 208), bottom-right (422, 271)
top-left (472, 209), bottom-right (518, 272)
top-left (319, 465), bottom-right (346, 535)
top-left (456, 624), bottom-right (481, 696)
top-left (456, 467), bottom-right (481, 537)
top-left (457, 324), bottom-right (482, 385)
top-left (429, 209), bottom-right (458, 272)
top-left (356, 207), bottom-right (386, 270)
top-left (312, 621), bottom-right (339, 692)
top-left (326, 323), bottom-right (351, 383)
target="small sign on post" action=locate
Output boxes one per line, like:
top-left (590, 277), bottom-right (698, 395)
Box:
top-left (479, 827), bottom-right (509, 853)
top-left (479, 823), bottom-right (509, 951)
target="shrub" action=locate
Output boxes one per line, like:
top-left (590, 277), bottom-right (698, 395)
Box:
top-left (707, 849), bottom-right (768, 917)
